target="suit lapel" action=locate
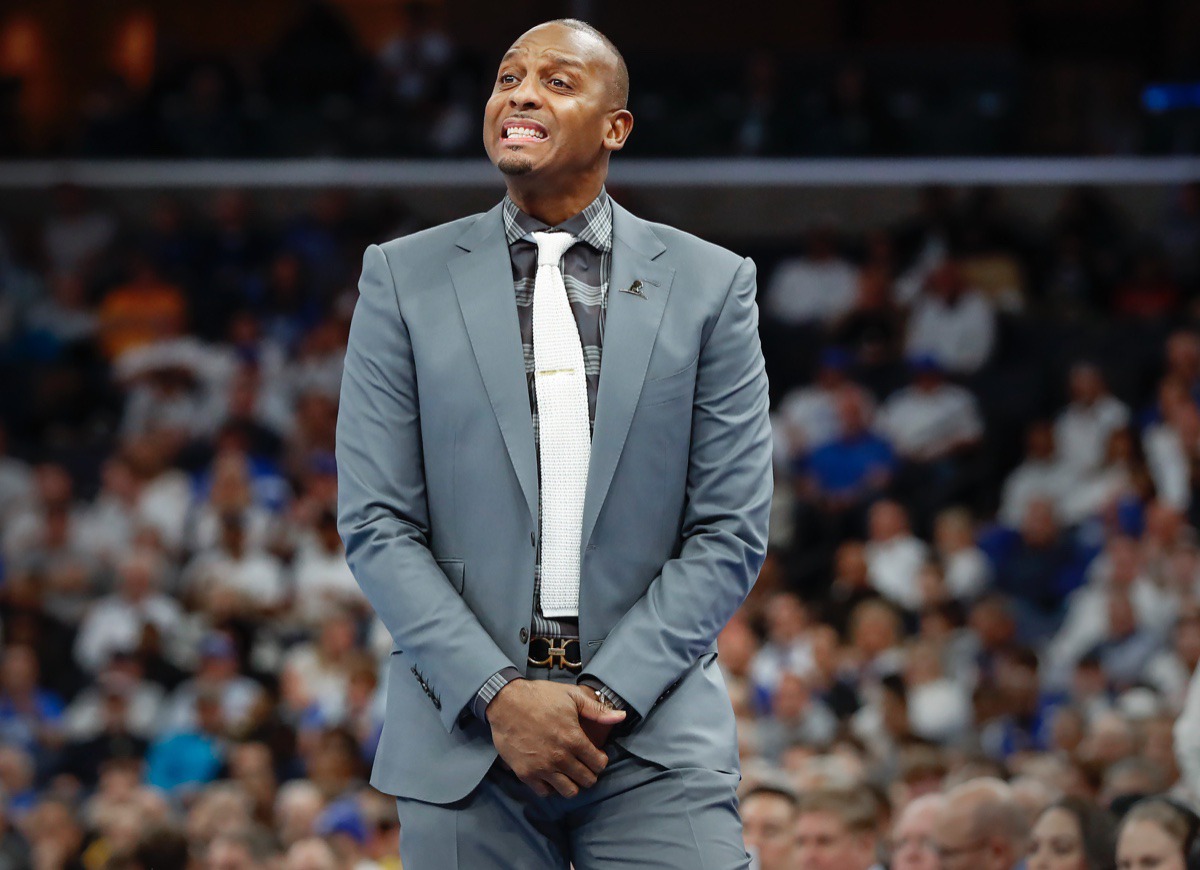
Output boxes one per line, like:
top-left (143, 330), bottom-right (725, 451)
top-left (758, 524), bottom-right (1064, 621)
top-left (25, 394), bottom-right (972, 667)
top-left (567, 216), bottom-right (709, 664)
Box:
top-left (582, 202), bottom-right (675, 550)
top-left (448, 204), bottom-right (539, 527)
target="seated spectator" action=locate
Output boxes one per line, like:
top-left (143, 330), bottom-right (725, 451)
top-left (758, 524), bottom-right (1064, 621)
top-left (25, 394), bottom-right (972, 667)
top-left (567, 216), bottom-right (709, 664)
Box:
top-left (750, 593), bottom-right (813, 700)
top-left (865, 501), bottom-right (929, 613)
top-left (801, 388), bottom-right (895, 509)
top-left (773, 347), bottom-right (870, 466)
top-left (794, 786), bottom-right (882, 870)
top-left (145, 689), bottom-right (227, 795)
top-left (878, 356), bottom-right (984, 530)
top-left (933, 508), bottom-right (992, 601)
top-left (183, 510), bottom-right (287, 620)
top-left (980, 648), bottom-right (1062, 759)
top-left (890, 793), bottom-right (942, 870)
top-left (98, 254), bottom-right (188, 361)
top-left (1054, 363), bottom-right (1130, 480)
top-left (1145, 609), bottom-right (1200, 709)
top-left (992, 499), bottom-right (1086, 642)
top-left (903, 640), bottom-right (971, 744)
top-left (59, 678), bottom-right (149, 789)
top-left (831, 266), bottom-right (906, 389)
top-left (160, 632), bottom-right (263, 736)
top-left (904, 259), bottom-right (996, 375)
top-left (764, 222), bottom-right (859, 328)
top-left (933, 778), bottom-right (1029, 870)
top-left (291, 507), bottom-right (368, 628)
top-left (0, 645), bottom-right (64, 776)
top-left (279, 609), bottom-right (361, 725)
top-left (1115, 798), bottom-right (1199, 870)
top-left (74, 548), bottom-right (185, 676)
top-left (62, 648), bottom-right (163, 742)
top-left (1059, 426), bottom-right (1151, 526)
top-left (1143, 381), bottom-right (1200, 515)
top-left (998, 421), bottom-right (1074, 529)
top-left (275, 780), bottom-right (326, 851)
top-left (823, 541), bottom-right (883, 637)
top-left (1027, 797), bottom-right (1116, 870)
top-left (741, 785), bottom-right (798, 870)
top-left (757, 671), bottom-right (838, 761)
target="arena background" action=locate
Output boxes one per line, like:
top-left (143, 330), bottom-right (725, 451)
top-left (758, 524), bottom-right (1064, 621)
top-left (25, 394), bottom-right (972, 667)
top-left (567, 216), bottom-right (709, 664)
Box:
top-left (0, 1), bottom-right (1199, 868)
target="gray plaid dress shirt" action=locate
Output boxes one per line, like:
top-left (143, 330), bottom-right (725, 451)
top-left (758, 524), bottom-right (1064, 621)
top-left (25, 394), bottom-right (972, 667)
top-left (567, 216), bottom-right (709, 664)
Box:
top-left (470, 188), bottom-right (630, 722)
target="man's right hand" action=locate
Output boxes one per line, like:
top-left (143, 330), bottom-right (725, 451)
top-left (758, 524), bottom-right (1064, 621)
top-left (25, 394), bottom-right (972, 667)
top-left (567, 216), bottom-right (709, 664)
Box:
top-left (486, 679), bottom-right (626, 798)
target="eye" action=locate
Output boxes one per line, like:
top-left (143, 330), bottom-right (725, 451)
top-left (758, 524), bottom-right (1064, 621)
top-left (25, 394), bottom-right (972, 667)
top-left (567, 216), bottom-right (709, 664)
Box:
top-left (499, 73), bottom-right (518, 85)
top-left (549, 77), bottom-right (572, 89)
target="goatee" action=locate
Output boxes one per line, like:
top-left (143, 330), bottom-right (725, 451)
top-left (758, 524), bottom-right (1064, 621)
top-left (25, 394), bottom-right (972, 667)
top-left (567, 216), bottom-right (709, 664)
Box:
top-left (498, 155), bottom-right (533, 176)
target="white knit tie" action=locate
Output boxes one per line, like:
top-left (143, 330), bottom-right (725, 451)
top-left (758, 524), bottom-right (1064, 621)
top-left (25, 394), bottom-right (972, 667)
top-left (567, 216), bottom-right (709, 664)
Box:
top-left (531, 230), bottom-right (589, 618)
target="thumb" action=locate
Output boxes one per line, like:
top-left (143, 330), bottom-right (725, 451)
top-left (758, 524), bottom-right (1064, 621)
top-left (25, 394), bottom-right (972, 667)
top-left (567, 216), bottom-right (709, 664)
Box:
top-left (575, 688), bottom-right (627, 724)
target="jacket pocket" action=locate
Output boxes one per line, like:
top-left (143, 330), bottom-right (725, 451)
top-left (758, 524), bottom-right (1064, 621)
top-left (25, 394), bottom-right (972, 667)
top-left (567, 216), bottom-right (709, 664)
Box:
top-left (436, 558), bottom-right (465, 594)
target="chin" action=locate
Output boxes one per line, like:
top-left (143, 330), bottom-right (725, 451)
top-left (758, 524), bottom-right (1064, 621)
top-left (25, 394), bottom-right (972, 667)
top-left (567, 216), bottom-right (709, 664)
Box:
top-left (497, 155), bottom-right (534, 176)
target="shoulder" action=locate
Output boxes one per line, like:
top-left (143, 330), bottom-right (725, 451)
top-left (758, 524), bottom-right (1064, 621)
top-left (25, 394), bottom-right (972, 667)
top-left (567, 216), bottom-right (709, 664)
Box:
top-left (642, 218), bottom-right (747, 274)
top-left (375, 211), bottom-right (486, 261)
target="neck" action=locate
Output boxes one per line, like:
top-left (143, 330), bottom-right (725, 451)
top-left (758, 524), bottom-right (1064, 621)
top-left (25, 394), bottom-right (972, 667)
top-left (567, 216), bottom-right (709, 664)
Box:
top-left (505, 174), bottom-right (605, 226)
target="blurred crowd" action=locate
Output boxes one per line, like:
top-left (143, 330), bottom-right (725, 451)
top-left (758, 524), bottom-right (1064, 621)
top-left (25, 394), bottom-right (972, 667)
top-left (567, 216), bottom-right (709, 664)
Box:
top-left (8, 0), bottom-right (1199, 159)
top-left (0, 177), bottom-right (1199, 868)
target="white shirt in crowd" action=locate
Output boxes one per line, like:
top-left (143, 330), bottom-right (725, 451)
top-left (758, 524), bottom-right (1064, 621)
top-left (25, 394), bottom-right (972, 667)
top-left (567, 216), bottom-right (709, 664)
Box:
top-left (866, 534), bottom-right (930, 612)
top-left (765, 256), bottom-right (859, 326)
top-left (292, 538), bottom-right (366, 626)
top-left (1054, 395), bottom-right (1130, 477)
top-left (878, 384), bottom-right (983, 460)
top-left (1144, 421), bottom-right (1196, 512)
top-left (74, 593), bottom-right (184, 674)
top-left (905, 290), bottom-right (996, 375)
top-left (943, 546), bottom-right (992, 600)
top-left (183, 546), bottom-right (287, 609)
top-left (999, 456), bottom-right (1075, 528)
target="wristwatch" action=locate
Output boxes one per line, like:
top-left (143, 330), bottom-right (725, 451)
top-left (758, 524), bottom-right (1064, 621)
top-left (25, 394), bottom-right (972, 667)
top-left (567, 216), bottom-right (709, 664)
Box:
top-left (593, 688), bottom-right (614, 710)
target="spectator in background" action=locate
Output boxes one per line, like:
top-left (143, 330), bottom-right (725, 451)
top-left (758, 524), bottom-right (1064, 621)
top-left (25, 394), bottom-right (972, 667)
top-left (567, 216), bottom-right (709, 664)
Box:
top-left (741, 785), bottom-right (798, 870)
top-left (877, 355), bottom-right (984, 529)
top-left (1027, 797), bottom-right (1116, 870)
top-left (1144, 382), bottom-right (1200, 515)
top-left (98, 254), bottom-right (189, 361)
top-left (1115, 798), bottom-right (1197, 870)
top-left (890, 793), bottom-right (943, 870)
top-left (773, 347), bottom-right (870, 468)
top-left (865, 501), bottom-right (929, 614)
top-left (161, 632), bottom-right (263, 736)
top-left (933, 508), bottom-right (992, 601)
top-left (794, 786), bottom-right (882, 870)
top-left (993, 499), bottom-right (1083, 642)
top-left (934, 778), bottom-right (1029, 870)
top-left (905, 259), bottom-right (996, 375)
top-left (1054, 363), bottom-right (1130, 480)
top-left (999, 421), bottom-right (1074, 529)
top-left (757, 670), bottom-right (838, 761)
top-left (74, 548), bottom-right (184, 676)
top-left (0, 645), bottom-right (63, 776)
top-left (765, 221), bottom-right (859, 327)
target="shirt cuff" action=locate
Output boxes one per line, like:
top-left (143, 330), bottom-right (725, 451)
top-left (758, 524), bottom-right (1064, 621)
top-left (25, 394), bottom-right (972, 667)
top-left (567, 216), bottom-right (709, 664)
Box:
top-left (472, 667), bottom-right (523, 722)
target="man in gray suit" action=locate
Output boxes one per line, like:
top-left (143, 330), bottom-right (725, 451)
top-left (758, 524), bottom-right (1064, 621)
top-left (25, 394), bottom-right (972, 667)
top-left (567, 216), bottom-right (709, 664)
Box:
top-left (336, 17), bottom-right (772, 869)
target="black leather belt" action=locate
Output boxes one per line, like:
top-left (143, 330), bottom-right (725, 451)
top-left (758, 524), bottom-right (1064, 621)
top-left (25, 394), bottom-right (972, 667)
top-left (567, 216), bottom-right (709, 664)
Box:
top-left (527, 635), bottom-right (582, 672)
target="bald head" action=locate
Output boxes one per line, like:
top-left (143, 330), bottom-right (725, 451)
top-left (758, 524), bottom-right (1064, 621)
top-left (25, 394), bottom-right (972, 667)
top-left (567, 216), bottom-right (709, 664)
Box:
top-left (935, 779), bottom-right (1029, 870)
top-left (892, 795), bottom-right (944, 870)
top-left (534, 19), bottom-right (628, 109)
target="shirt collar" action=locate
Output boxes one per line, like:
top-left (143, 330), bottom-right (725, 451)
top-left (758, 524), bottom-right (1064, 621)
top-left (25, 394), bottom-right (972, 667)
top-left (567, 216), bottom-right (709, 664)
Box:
top-left (502, 187), bottom-right (613, 253)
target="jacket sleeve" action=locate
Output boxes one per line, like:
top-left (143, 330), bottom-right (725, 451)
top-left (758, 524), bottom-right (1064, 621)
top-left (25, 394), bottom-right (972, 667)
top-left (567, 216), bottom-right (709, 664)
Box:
top-left (336, 243), bottom-right (515, 732)
top-left (581, 256), bottom-right (773, 718)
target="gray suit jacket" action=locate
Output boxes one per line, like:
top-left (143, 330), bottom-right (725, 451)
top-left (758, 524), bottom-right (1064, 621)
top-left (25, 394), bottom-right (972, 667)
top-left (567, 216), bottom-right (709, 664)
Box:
top-left (336, 198), bottom-right (772, 803)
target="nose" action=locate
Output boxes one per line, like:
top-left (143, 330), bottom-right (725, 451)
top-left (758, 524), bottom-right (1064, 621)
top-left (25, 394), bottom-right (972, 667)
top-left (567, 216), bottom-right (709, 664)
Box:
top-left (509, 75), bottom-right (541, 108)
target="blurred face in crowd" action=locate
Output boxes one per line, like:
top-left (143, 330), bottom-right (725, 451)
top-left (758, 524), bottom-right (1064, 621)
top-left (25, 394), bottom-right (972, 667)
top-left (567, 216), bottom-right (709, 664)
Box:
top-left (772, 672), bottom-right (812, 721)
top-left (869, 501), bottom-right (907, 542)
top-left (1116, 819), bottom-right (1185, 870)
top-left (206, 837), bottom-right (259, 870)
top-left (1028, 807), bottom-right (1087, 870)
top-left (483, 22), bottom-right (632, 203)
top-left (892, 796), bottom-right (941, 870)
top-left (741, 791), bottom-right (797, 870)
top-left (834, 542), bottom-right (870, 589)
top-left (0, 645), bottom-right (38, 696)
top-left (1025, 422), bottom-right (1056, 460)
top-left (766, 593), bottom-right (808, 645)
top-left (795, 811), bottom-right (875, 870)
top-left (1068, 365), bottom-right (1105, 405)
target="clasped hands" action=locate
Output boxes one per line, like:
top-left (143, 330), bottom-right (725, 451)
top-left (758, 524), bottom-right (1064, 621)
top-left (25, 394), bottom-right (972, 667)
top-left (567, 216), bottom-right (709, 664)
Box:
top-left (486, 679), bottom-right (626, 798)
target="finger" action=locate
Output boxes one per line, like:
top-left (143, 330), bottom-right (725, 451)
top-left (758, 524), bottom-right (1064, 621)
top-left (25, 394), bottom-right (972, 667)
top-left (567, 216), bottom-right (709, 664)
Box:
top-left (543, 771), bottom-right (580, 799)
top-left (522, 775), bottom-right (551, 798)
top-left (569, 735), bottom-right (609, 775)
top-left (552, 749), bottom-right (599, 789)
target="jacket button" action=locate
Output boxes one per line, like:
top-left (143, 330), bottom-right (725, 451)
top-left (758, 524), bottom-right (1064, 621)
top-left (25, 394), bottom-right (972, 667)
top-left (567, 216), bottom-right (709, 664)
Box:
top-left (519, 628), bottom-right (529, 643)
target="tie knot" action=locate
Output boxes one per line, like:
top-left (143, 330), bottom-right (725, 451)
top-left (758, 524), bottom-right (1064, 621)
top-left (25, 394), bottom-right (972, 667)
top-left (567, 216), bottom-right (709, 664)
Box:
top-left (531, 231), bottom-right (577, 268)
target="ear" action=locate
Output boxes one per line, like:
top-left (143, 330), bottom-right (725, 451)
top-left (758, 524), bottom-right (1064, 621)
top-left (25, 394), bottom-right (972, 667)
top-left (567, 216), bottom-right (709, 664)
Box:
top-left (602, 109), bottom-right (634, 152)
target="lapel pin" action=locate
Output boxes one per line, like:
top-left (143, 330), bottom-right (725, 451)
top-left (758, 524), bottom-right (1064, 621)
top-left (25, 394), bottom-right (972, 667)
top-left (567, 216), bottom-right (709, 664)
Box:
top-left (620, 280), bottom-right (647, 299)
